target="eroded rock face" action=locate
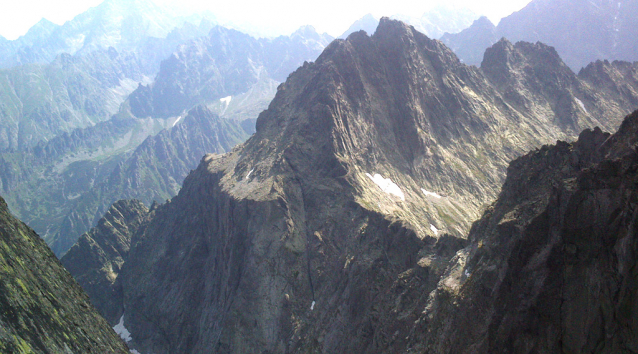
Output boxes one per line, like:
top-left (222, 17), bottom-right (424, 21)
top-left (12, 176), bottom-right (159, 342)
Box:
top-left (416, 110), bottom-right (638, 353)
top-left (0, 196), bottom-right (129, 353)
top-left (78, 18), bottom-right (638, 353)
top-left (61, 199), bottom-right (152, 325)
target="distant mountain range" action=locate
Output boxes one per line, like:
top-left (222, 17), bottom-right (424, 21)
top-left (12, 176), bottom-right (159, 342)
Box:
top-left (442, 0), bottom-right (638, 70)
top-left (130, 25), bottom-right (332, 119)
top-left (340, 5), bottom-right (479, 39)
top-left (0, 0), bottom-right (215, 69)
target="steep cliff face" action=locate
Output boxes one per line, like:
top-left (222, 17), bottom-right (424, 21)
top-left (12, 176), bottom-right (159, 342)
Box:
top-left (0, 196), bottom-right (128, 353)
top-left (81, 18), bottom-right (638, 353)
top-left (416, 110), bottom-right (638, 353)
top-left (61, 200), bottom-right (151, 325)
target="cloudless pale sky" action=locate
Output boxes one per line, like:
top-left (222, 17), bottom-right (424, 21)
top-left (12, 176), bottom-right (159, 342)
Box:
top-left (0, 0), bottom-right (532, 40)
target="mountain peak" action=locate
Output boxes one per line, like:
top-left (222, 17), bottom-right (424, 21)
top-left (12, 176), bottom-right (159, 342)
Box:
top-left (339, 13), bottom-right (379, 38)
top-left (21, 17), bottom-right (58, 42)
top-left (473, 15), bottom-right (496, 29)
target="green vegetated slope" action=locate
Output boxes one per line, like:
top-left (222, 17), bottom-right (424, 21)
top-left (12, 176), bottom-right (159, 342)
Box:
top-left (0, 49), bottom-right (147, 151)
top-left (0, 105), bottom-right (249, 256)
top-left (0, 195), bottom-right (129, 353)
top-left (49, 106), bottom-right (250, 255)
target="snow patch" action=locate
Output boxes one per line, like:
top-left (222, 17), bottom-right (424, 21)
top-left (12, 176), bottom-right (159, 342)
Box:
top-left (310, 301), bottom-right (316, 310)
top-left (245, 168), bottom-right (254, 180)
top-left (172, 115), bottom-right (183, 127)
top-left (113, 314), bottom-right (132, 342)
top-left (430, 224), bottom-right (439, 236)
top-left (220, 96), bottom-right (232, 105)
top-left (366, 173), bottom-right (405, 201)
top-left (130, 350), bottom-right (141, 354)
top-left (575, 98), bottom-right (588, 113)
top-left (464, 268), bottom-right (471, 278)
top-left (421, 188), bottom-right (442, 198)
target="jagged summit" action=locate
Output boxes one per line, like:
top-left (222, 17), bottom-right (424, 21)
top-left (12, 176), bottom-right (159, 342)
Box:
top-left (62, 18), bottom-right (638, 354)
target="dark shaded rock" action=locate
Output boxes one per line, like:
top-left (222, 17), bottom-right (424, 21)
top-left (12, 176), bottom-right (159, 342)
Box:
top-left (61, 200), bottom-right (151, 325)
top-left (416, 110), bottom-right (638, 353)
top-left (0, 195), bottom-right (128, 353)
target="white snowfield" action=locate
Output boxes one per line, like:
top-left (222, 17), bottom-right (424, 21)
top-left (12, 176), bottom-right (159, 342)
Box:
top-left (421, 188), bottom-right (442, 198)
top-left (366, 173), bottom-right (405, 201)
top-left (311, 300), bottom-right (316, 311)
top-left (430, 224), bottom-right (439, 236)
top-left (245, 168), bottom-right (254, 180)
top-left (113, 314), bottom-right (132, 343)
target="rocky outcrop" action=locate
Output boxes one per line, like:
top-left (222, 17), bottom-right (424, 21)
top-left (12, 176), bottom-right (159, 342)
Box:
top-left (61, 200), bottom-right (151, 325)
top-left (71, 18), bottom-right (638, 353)
top-left (415, 109), bottom-right (638, 353)
top-left (0, 195), bottom-right (128, 353)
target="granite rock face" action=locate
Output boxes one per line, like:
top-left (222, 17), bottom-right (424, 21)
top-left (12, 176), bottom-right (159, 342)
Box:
top-left (416, 110), bottom-right (638, 353)
top-left (61, 199), bottom-right (151, 325)
top-left (0, 196), bottom-right (128, 353)
top-left (67, 19), bottom-right (638, 353)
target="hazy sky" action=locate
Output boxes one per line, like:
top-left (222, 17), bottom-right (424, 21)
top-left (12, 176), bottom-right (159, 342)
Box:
top-left (0, 0), bottom-right (532, 40)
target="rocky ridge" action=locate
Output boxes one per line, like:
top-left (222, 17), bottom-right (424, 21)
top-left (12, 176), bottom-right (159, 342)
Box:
top-left (442, 0), bottom-right (638, 70)
top-left (61, 200), bottom-right (152, 325)
top-left (63, 18), bottom-right (638, 353)
top-left (414, 109), bottom-right (638, 353)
